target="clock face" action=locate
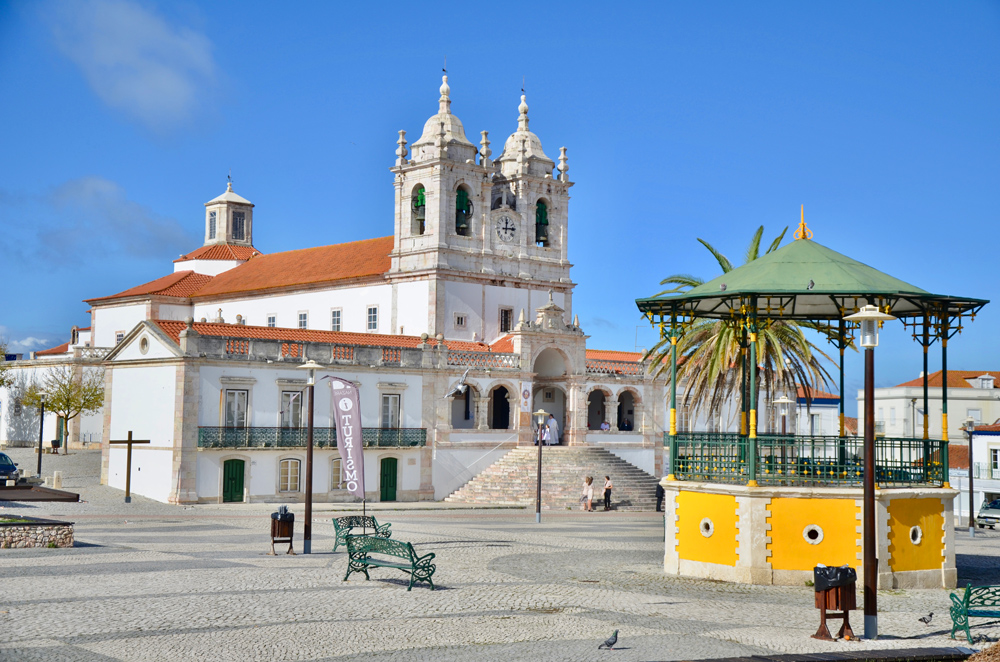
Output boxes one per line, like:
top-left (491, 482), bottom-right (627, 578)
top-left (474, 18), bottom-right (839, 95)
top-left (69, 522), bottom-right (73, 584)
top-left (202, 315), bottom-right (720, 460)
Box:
top-left (495, 215), bottom-right (517, 242)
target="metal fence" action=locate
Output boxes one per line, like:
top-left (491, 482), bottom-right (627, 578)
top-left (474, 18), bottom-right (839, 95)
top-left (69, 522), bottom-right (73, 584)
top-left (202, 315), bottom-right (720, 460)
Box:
top-left (198, 427), bottom-right (427, 449)
top-left (664, 432), bottom-right (948, 487)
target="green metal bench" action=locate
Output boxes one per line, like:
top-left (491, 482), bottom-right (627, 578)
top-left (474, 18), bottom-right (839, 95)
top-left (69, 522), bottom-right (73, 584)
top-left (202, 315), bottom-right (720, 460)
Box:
top-left (331, 515), bottom-right (391, 553)
top-left (343, 534), bottom-right (436, 591)
top-left (950, 583), bottom-right (1000, 643)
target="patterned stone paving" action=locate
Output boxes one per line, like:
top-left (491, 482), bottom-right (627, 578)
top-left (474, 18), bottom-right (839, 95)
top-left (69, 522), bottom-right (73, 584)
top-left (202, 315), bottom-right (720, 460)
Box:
top-left (0, 449), bottom-right (996, 662)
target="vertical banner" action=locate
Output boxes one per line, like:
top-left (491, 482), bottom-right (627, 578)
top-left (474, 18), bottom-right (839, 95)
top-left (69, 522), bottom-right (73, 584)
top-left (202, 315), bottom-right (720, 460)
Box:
top-left (329, 377), bottom-right (365, 499)
top-left (520, 381), bottom-right (532, 412)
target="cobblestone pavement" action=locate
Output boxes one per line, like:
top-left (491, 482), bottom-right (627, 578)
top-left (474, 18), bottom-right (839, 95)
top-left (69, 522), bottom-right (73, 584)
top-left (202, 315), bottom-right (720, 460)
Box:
top-left (0, 450), bottom-right (996, 662)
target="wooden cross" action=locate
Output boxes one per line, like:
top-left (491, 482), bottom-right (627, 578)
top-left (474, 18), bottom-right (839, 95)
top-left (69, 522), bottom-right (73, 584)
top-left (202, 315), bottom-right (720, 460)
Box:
top-left (109, 431), bottom-right (150, 503)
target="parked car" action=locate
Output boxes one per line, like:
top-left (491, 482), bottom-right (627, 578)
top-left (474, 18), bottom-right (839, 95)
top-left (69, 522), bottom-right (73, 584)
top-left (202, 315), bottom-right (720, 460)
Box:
top-left (976, 499), bottom-right (1000, 530)
top-left (0, 453), bottom-right (20, 483)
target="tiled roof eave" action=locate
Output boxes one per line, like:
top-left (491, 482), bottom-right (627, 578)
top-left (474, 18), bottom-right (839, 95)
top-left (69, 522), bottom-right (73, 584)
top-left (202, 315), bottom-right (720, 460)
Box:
top-left (189, 272), bottom-right (389, 301)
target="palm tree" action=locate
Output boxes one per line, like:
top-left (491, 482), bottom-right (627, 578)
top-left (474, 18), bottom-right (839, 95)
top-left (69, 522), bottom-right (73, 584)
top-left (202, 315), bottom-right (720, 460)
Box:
top-left (644, 226), bottom-right (836, 430)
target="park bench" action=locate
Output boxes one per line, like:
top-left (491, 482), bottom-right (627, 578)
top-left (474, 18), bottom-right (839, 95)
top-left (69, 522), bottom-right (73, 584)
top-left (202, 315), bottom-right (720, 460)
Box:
top-left (950, 583), bottom-right (1000, 643)
top-left (331, 515), bottom-right (391, 553)
top-left (343, 534), bottom-right (436, 591)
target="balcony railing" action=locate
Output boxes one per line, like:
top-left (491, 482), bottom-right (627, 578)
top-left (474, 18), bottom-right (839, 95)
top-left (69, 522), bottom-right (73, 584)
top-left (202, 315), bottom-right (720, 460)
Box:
top-left (585, 359), bottom-right (644, 376)
top-left (973, 462), bottom-right (1000, 481)
top-left (663, 432), bottom-right (948, 487)
top-left (198, 427), bottom-right (427, 449)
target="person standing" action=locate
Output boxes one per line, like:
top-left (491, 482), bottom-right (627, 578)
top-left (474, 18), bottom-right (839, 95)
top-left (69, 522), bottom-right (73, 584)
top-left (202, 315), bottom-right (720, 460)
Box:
top-left (656, 482), bottom-right (665, 512)
top-left (541, 423), bottom-right (551, 446)
top-left (603, 475), bottom-right (613, 511)
top-left (546, 413), bottom-right (560, 445)
top-left (582, 476), bottom-right (594, 511)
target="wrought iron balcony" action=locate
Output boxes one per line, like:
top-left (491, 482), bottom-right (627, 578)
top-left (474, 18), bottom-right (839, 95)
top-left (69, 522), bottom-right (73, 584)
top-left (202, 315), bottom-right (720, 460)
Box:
top-left (198, 426), bottom-right (427, 449)
top-left (663, 432), bottom-right (948, 487)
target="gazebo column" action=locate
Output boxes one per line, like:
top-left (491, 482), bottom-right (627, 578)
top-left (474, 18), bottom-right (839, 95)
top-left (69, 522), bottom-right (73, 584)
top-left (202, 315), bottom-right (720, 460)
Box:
top-left (667, 317), bottom-right (679, 480)
top-left (922, 318), bottom-right (930, 439)
top-left (838, 318), bottom-right (846, 437)
top-left (941, 320), bottom-right (949, 442)
top-left (747, 305), bottom-right (759, 487)
top-left (740, 325), bottom-right (748, 436)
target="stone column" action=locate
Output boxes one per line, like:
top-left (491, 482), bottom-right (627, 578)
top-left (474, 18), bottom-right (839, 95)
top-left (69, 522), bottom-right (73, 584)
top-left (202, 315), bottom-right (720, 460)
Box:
top-left (507, 394), bottom-right (518, 430)
top-left (476, 391), bottom-right (489, 430)
top-left (169, 359), bottom-right (200, 504)
top-left (100, 367), bottom-right (113, 486)
top-left (607, 398), bottom-right (620, 432)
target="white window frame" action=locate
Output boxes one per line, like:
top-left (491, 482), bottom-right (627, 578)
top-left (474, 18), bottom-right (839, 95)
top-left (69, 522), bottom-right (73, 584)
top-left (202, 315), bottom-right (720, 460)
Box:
top-left (331, 456), bottom-right (344, 490)
top-left (367, 305), bottom-right (379, 332)
top-left (297, 312), bottom-right (308, 329)
top-left (224, 389), bottom-right (249, 428)
top-left (208, 211), bottom-right (217, 239)
top-left (499, 307), bottom-right (513, 333)
top-left (279, 458), bottom-right (300, 493)
top-left (280, 391), bottom-right (304, 429)
top-left (331, 308), bottom-right (342, 332)
top-left (991, 448), bottom-right (999, 471)
top-left (967, 408), bottom-right (982, 425)
top-left (266, 314), bottom-right (276, 328)
top-left (381, 393), bottom-right (401, 429)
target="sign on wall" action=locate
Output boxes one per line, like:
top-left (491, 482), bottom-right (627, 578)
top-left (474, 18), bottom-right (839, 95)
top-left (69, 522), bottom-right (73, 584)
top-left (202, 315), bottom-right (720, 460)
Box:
top-left (520, 381), bottom-right (532, 412)
top-left (329, 377), bottom-right (365, 499)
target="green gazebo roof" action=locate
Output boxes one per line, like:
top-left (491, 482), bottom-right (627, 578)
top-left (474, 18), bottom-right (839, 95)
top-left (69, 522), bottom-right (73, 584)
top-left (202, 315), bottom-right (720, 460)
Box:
top-left (636, 235), bottom-right (987, 321)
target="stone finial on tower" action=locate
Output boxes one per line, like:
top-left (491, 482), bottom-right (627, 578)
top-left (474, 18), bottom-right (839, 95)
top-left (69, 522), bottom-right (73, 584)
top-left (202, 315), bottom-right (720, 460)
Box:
top-left (439, 75), bottom-right (451, 114)
top-left (557, 147), bottom-right (569, 182)
top-left (479, 131), bottom-right (492, 166)
top-left (518, 94), bottom-right (529, 131)
top-left (395, 130), bottom-right (409, 167)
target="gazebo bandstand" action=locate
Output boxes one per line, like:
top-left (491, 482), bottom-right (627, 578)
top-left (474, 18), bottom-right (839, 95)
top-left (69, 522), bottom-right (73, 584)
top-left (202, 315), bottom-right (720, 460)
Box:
top-left (636, 217), bottom-right (988, 588)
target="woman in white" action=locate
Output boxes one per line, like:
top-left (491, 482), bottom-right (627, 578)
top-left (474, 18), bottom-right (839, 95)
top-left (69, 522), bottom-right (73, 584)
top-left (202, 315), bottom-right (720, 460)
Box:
top-left (541, 424), bottom-right (551, 446)
top-left (581, 476), bottom-right (594, 512)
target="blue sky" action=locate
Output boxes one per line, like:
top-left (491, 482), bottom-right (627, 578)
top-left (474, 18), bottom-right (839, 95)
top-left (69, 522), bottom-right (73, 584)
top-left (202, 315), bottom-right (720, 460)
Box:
top-left (1, 1), bottom-right (997, 413)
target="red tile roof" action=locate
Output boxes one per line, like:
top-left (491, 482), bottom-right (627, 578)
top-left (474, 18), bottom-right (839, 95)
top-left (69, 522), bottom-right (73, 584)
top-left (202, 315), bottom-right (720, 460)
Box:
top-left (844, 417), bottom-right (858, 435)
top-left (586, 349), bottom-right (644, 362)
top-left (174, 244), bottom-right (262, 262)
top-left (490, 335), bottom-right (514, 353)
top-left (86, 271), bottom-right (215, 303)
top-left (797, 386), bottom-right (840, 400)
top-left (35, 342), bottom-right (70, 356)
top-left (191, 236), bottom-right (393, 299)
top-left (949, 444), bottom-right (969, 470)
top-left (896, 370), bottom-right (1000, 389)
top-left (152, 320), bottom-right (492, 352)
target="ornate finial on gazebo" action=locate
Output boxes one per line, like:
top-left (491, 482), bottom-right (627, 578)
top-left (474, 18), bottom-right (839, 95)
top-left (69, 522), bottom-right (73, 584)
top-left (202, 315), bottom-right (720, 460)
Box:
top-left (794, 205), bottom-right (813, 240)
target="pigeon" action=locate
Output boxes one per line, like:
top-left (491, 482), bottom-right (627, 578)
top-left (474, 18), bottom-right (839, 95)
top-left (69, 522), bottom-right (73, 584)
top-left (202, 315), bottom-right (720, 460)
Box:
top-left (720, 283), bottom-right (727, 291)
top-left (598, 630), bottom-right (619, 650)
top-left (918, 612), bottom-right (933, 625)
top-left (807, 279), bottom-right (815, 290)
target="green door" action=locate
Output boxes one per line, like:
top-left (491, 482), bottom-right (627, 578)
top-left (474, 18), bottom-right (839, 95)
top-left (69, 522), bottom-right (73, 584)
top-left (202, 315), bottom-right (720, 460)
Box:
top-left (222, 459), bottom-right (245, 503)
top-left (379, 457), bottom-right (397, 502)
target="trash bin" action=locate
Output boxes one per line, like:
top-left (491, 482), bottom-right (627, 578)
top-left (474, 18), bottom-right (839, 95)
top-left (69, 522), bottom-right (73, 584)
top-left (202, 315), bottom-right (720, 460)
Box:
top-left (269, 505), bottom-right (296, 555)
top-left (812, 565), bottom-right (856, 641)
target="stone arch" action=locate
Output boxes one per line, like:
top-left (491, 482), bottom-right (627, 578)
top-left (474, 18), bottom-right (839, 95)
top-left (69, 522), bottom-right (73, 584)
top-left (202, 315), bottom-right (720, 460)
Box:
top-left (485, 379), bottom-right (517, 431)
top-left (615, 387), bottom-right (640, 431)
top-left (532, 346), bottom-right (569, 378)
top-left (534, 196), bottom-right (551, 247)
top-left (586, 386), bottom-right (613, 430)
top-left (410, 183), bottom-right (426, 236)
top-left (450, 383), bottom-right (480, 429)
top-left (455, 183), bottom-right (474, 236)
top-left (532, 384), bottom-right (567, 444)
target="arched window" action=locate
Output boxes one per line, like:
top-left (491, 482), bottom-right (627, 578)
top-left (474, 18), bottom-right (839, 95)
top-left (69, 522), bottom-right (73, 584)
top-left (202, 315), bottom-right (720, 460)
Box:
top-left (535, 200), bottom-right (549, 246)
top-left (411, 185), bottom-right (426, 235)
top-left (455, 186), bottom-right (473, 236)
top-left (279, 458), bottom-right (300, 492)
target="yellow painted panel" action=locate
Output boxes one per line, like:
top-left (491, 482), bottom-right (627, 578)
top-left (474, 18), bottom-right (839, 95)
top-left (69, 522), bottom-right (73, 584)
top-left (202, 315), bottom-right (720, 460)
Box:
top-left (677, 491), bottom-right (737, 566)
top-left (888, 498), bottom-right (944, 572)
top-left (767, 497), bottom-right (859, 571)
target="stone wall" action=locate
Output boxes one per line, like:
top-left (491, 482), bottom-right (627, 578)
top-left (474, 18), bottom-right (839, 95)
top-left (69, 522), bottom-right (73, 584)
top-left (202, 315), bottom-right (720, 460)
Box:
top-left (0, 519), bottom-right (74, 548)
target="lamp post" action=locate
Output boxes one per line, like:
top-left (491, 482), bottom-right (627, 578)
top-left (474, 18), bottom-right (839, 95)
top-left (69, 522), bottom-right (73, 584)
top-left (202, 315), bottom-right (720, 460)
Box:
top-left (965, 417), bottom-right (976, 538)
top-left (845, 304), bottom-right (896, 641)
top-left (36, 394), bottom-right (46, 477)
top-left (533, 409), bottom-right (548, 524)
top-left (774, 396), bottom-right (795, 435)
top-left (299, 359), bottom-right (324, 554)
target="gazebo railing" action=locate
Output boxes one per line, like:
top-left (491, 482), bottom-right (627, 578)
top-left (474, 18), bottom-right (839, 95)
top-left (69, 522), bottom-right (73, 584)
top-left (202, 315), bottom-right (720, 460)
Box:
top-left (665, 432), bottom-right (948, 487)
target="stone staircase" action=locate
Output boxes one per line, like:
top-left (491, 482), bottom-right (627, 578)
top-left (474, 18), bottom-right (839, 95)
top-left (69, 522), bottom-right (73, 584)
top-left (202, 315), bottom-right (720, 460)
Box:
top-left (444, 446), bottom-right (660, 511)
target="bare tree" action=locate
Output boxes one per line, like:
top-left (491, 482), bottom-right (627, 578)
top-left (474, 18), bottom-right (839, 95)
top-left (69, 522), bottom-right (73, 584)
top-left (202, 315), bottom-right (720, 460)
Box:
top-left (21, 367), bottom-right (104, 453)
top-left (0, 341), bottom-right (13, 390)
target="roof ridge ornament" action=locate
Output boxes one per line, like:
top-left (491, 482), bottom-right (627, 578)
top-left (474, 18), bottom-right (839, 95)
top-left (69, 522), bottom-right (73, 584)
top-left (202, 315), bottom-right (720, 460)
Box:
top-left (794, 205), bottom-right (813, 240)
top-left (439, 75), bottom-right (451, 114)
top-left (518, 94), bottom-right (529, 131)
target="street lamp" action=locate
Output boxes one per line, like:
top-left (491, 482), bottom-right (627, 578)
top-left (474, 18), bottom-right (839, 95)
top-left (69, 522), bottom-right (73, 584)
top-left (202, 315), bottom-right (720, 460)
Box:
top-left (774, 396), bottom-right (796, 435)
top-left (845, 304), bottom-right (896, 641)
top-left (964, 417), bottom-right (976, 539)
top-left (298, 359), bottom-right (324, 554)
top-left (533, 409), bottom-right (548, 524)
top-left (36, 394), bottom-right (47, 477)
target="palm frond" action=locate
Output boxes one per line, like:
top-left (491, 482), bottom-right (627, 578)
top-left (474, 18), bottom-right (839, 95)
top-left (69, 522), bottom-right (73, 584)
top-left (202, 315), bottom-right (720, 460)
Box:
top-left (765, 227), bottom-right (788, 254)
top-left (697, 239), bottom-right (733, 273)
top-left (745, 226), bottom-right (764, 263)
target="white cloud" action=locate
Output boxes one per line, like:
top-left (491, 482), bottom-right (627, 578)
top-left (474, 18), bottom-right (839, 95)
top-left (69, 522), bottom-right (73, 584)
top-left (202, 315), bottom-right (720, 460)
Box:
top-left (0, 328), bottom-right (53, 355)
top-left (45, 0), bottom-right (217, 131)
top-left (43, 176), bottom-right (196, 259)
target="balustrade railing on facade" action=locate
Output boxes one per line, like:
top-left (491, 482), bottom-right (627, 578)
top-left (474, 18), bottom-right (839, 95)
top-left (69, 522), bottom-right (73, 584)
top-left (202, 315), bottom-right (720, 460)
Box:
top-left (198, 427), bottom-right (427, 449)
top-left (663, 432), bottom-right (948, 487)
top-left (446, 351), bottom-right (520, 368)
top-left (973, 462), bottom-right (1000, 481)
top-left (585, 359), bottom-right (644, 376)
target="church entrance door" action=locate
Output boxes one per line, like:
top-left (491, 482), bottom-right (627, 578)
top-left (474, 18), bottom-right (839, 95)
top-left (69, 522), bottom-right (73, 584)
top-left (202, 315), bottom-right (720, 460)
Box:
top-left (222, 459), bottom-right (245, 503)
top-left (380, 457), bottom-right (398, 502)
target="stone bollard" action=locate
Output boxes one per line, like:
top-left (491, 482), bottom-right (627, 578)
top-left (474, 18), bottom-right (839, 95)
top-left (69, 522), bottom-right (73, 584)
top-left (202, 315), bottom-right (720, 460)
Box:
top-left (43, 476), bottom-right (52, 488)
top-left (53, 471), bottom-right (63, 489)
